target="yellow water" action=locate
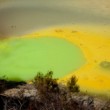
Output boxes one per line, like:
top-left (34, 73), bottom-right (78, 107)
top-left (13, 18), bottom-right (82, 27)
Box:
top-left (22, 24), bottom-right (110, 96)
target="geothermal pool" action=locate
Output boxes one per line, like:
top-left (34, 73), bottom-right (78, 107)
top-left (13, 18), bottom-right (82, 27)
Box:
top-left (0, 0), bottom-right (110, 96)
top-left (0, 37), bottom-right (85, 81)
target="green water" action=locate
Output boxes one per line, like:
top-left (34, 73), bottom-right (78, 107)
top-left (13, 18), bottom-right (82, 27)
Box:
top-left (0, 37), bottom-right (86, 81)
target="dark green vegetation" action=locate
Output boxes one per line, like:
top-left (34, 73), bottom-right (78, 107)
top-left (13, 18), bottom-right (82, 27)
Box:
top-left (34, 71), bottom-right (59, 94)
top-left (67, 76), bottom-right (80, 93)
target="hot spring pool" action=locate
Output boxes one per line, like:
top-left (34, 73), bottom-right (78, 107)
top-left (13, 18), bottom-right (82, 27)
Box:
top-left (0, 37), bottom-right (86, 81)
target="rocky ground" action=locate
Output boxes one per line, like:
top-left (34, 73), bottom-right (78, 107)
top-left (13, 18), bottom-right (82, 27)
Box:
top-left (0, 72), bottom-right (110, 110)
top-left (0, 83), bottom-right (110, 110)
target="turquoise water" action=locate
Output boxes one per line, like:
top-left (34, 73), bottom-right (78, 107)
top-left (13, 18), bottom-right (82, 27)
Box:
top-left (0, 37), bottom-right (86, 81)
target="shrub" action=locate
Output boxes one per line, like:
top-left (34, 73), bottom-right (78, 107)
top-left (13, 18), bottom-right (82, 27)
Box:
top-left (34, 71), bottom-right (59, 94)
top-left (67, 76), bottom-right (80, 93)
